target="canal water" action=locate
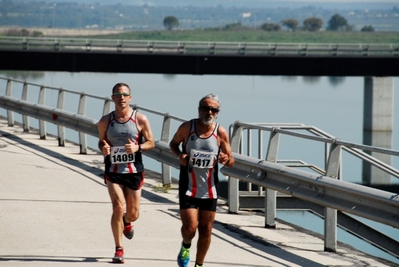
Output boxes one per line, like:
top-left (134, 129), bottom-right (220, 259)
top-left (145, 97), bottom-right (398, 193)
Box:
top-left (0, 71), bottom-right (398, 264)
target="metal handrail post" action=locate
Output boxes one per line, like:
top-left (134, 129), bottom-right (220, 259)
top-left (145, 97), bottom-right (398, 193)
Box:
top-left (247, 128), bottom-right (252, 192)
top-left (56, 89), bottom-right (65, 146)
top-left (102, 98), bottom-right (112, 116)
top-left (228, 122), bottom-right (242, 213)
top-left (78, 93), bottom-right (88, 154)
top-left (258, 129), bottom-right (263, 196)
top-left (5, 79), bottom-right (14, 126)
top-left (21, 82), bottom-right (29, 132)
top-left (264, 129), bottom-right (280, 228)
top-left (38, 86), bottom-right (46, 139)
top-left (324, 141), bottom-right (342, 252)
top-left (160, 113), bottom-right (172, 185)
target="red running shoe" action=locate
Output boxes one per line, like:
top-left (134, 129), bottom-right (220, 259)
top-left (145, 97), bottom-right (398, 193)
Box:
top-left (123, 222), bottom-right (134, 240)
top-left (112, 247), bottom-right (124, 264)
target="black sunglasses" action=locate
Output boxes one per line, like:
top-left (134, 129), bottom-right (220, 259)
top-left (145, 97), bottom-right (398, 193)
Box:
top-left (199, 105), bottom-right (220, 113)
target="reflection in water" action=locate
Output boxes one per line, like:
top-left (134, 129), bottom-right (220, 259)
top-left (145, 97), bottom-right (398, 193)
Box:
top-left (0, 71), bottom-right (45, 80)
top-left (282, 76), bottom-right (346, 87)
top-left (281, 76), bottom-right (298, 82)
top-left (163, 74), bottom-right (177, 81)
top-left (328, 76), bottom-right (345, 87)
top-left (4, 71), bottom-right (346, 89)
top-left (302, 76), bottom-right (321, 84)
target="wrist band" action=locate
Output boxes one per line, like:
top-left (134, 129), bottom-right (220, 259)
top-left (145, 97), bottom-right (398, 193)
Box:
top-left (177, 153), bottom-right (182, 159)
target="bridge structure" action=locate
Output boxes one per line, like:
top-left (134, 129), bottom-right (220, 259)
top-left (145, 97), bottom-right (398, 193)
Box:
top-left (0, 36), bottom-right (398, 76)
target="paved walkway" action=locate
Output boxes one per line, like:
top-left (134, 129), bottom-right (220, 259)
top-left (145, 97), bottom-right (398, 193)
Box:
top-left (0, 119), bottom-right (395, 267)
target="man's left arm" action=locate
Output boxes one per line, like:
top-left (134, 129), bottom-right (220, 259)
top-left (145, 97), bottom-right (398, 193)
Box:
top-left (138, 113), bottom-right (155, 151)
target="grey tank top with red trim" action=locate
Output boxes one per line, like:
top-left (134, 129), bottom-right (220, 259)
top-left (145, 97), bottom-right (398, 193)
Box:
top-left (105, 110), bottom-right (144, 174)
top-left (183, 119), bottom-right (220, 199)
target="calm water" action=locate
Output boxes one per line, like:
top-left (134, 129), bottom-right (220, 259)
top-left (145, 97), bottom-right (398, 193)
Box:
top-left (1, 71), bottom-right (398, 264)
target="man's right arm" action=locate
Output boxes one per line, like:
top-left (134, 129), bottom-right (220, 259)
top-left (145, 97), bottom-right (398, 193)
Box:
top-left (169, 121), bottom-right (189, 161)
top-left (169, 135), bottom-right (182, 159)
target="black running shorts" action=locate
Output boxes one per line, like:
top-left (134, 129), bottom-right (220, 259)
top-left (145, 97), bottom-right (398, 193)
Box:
top-left (104, 172), bottom-right (144, 190)
top-left (179, 194), bottom-right (217, 212)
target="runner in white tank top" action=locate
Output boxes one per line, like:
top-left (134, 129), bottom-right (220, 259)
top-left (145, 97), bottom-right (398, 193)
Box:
top-left (169, 93), bottom-right (234, 267)
top-left (105, 109), bottom-right (144, 174)
top-left (183, 119), bottom-right (220, 199)
top-left (98, 83), bottom-right (154, 264)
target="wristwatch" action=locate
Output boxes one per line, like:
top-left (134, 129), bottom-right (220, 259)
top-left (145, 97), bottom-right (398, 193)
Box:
top-left (139, 145), bottom-right (143, 153)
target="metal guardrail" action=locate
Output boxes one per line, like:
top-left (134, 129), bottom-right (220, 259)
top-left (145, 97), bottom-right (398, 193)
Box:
top-left (0, 76), bottom-right (398, 259)
top-left (0, 36), bottom-right (398, 57)
top-left (224, 121), bottom-right (399, 257)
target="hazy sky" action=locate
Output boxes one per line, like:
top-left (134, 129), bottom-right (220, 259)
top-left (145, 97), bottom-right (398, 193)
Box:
top-left (19, 0), bottom-right (399, 2)
top-left (16, 0), bottom-right (399, 9)
top-left (283, 0), bottom-right (397, 1)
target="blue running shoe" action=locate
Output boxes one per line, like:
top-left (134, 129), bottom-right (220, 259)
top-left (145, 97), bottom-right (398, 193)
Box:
top-left (177, 246), bottom-right (190, 267)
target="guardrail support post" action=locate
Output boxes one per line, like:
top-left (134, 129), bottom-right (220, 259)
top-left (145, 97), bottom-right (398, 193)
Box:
top-left (38, 86), bottom-right (46, 139)
top-left (228, 122), bottom-right (243, 213)
top-left (21, 82), bottom-right (29, 132)
top-left (102, 99), bottom-right (112, 116)
top-left (5, 79), bottom-right (14, 126)
top-left (57, 89), bottom-right (65, 146)
top-left (160, 114), bottom-right (172, 185)
top-left (78, 93), bottom-right (88, 154)
top-left (246, 128), bottom-right (252, 192)
top-left (324, 141), bottom-right (341, 252)
top-left (257, 130), bottom-right (264, 197)
top-left (264, 129), bottom-right (280, 228)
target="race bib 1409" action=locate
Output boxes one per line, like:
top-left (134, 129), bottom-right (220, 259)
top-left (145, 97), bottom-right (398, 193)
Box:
top-left (110, 146), bottom-right (135, 164)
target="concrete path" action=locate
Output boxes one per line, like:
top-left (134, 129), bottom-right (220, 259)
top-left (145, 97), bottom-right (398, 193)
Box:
top-left (0, 119), bottom-right (395, 267)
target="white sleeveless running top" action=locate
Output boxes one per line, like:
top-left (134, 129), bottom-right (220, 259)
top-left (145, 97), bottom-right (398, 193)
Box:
top-left (105, 110), bottom-right (144, 174)
top-left (183, 119), bottom-right (220, 199)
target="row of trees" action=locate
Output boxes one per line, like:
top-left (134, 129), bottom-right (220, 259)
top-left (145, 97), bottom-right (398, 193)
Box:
top-left (164, 14), bottom-right (375, 32)
top-left (279, 14), bottom-right (374, 32)
top-left (4, 28), bottom-right (44, 37)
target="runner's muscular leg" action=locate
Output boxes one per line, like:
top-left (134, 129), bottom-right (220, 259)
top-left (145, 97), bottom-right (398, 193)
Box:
top-left (107, 181), bottom-right (125, 247)
top-left (124, 187), bottom-right (141, 223)
top-left (180, 208), bottom-right (198, 244)
top-left (196, 210), bottom-right (216, 264)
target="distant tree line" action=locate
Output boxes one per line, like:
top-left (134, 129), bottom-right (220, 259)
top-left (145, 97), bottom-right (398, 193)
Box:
top-left (163, 14), bottom-right (375, 32)
top-left (4, 28), bottom-right (44, 37)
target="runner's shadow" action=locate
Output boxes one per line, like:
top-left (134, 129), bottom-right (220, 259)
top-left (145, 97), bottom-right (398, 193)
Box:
top-left (157, 208), bottom-right (325, 267)
top-left (212, 221), bottom-right (325, 267)
top-left (0, 256), bottom-right (99, 263)
top-left (0, 130), bottom-right (105, 186)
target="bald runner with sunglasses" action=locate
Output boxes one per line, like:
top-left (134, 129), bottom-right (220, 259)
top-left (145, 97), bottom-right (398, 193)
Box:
top-left (169, 93), bottom-right (234, 267)
top-left (98, 82), bottom-right (154, 264)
